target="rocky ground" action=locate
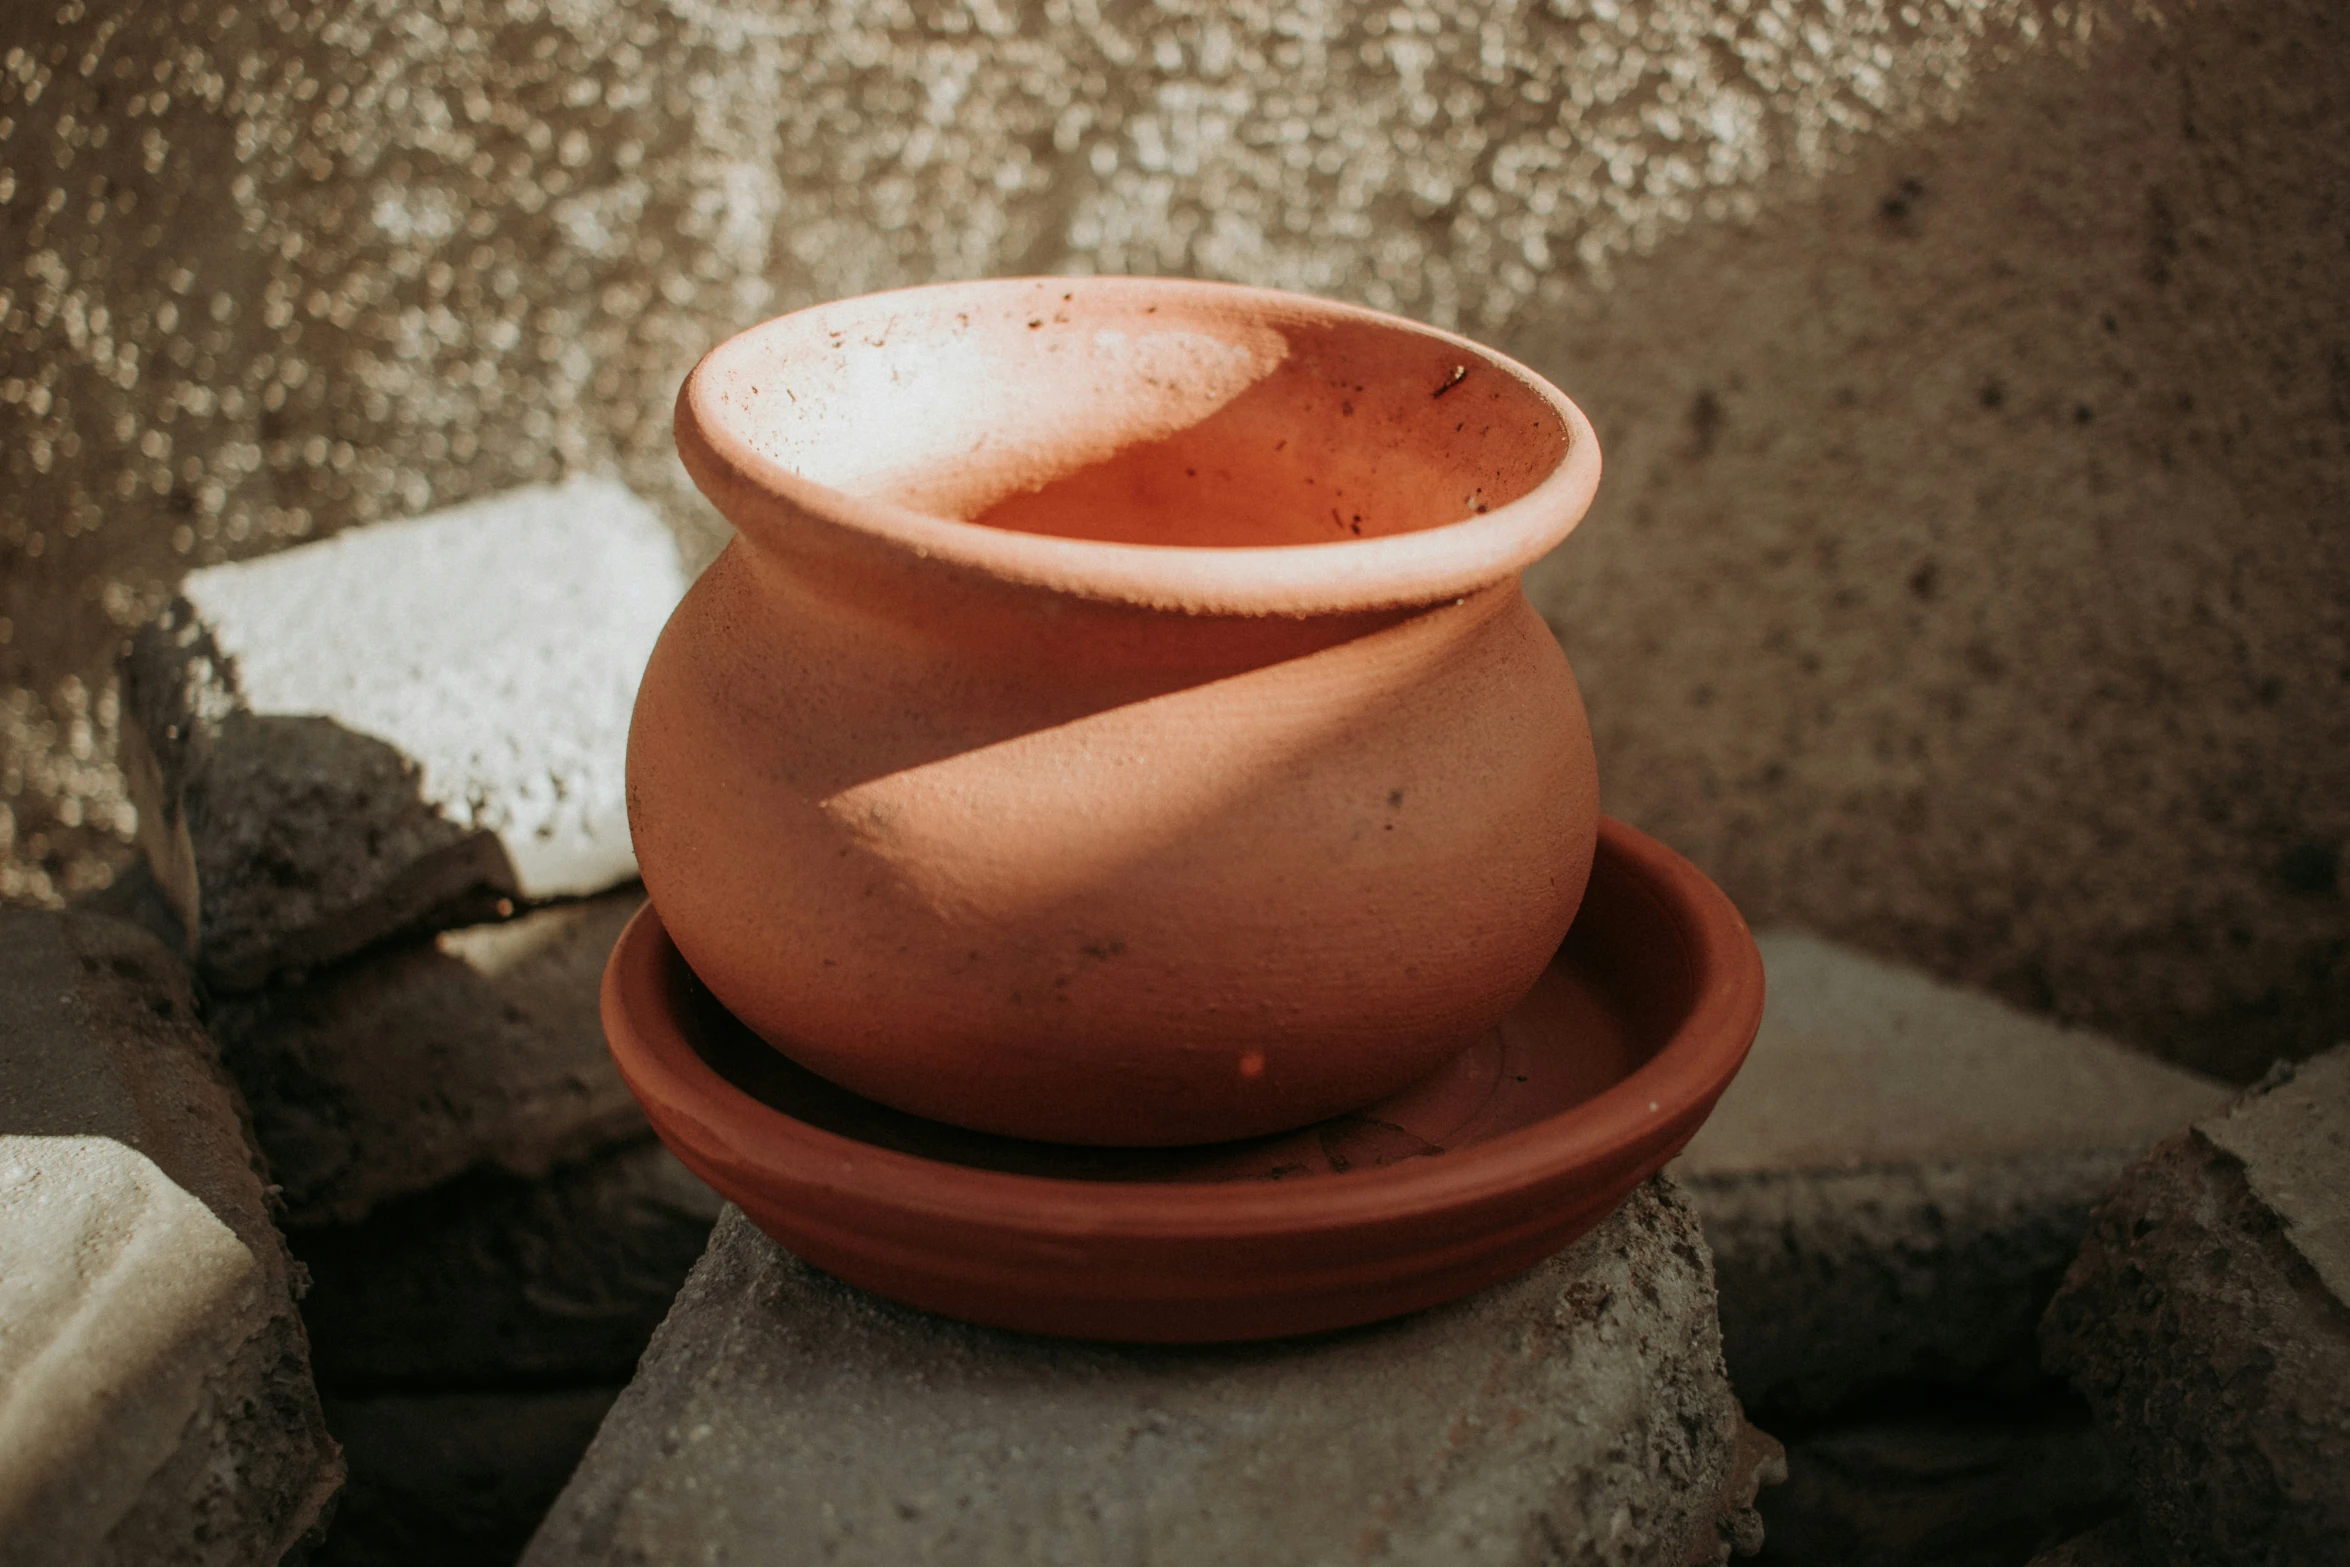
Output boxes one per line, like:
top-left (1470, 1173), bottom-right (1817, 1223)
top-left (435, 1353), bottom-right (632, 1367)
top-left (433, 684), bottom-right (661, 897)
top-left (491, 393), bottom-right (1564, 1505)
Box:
top-left (6, 484), bottom-right (714, 1566)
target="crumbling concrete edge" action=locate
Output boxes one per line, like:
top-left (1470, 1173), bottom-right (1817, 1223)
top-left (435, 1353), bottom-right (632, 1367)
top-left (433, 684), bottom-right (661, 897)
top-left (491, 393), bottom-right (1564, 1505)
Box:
top-left (2041, 1120), bottom-right (2350, 1566)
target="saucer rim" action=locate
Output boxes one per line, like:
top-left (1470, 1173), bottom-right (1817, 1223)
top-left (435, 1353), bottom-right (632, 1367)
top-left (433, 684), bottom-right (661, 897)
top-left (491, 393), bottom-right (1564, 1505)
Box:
top-left (601, 816), bottom-right (1763, 1245)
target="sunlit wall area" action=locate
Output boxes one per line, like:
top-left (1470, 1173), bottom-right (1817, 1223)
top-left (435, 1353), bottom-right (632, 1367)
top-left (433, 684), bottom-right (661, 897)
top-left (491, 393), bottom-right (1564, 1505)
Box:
top-left (1, 0), bottom-right (2342, 1078)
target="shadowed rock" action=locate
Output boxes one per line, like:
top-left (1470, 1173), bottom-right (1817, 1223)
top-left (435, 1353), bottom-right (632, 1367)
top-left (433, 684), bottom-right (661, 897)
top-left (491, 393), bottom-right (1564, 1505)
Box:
top-left (2041, 1045), bottom-right (2350, 1567)
top-left (1753, 1392), bottom-right (2123, 1567)
top-left (207, 889), bottom-right (649, 1227)
top-left (314, 1389), bottom-right (619, 1567)
top-left (2026, 1516), bottom-right (2157, 1567)
top-left (119, 477), bottom-right (684, 991)
top-left (1676, 930), bottom-right (2228, 1418)
top-left (294, 1139), bottom-right (721, 1388)
top-left (526, 1179), bottom-right (1766, 1567)
top-left (0, 910), bottom-right (342, 1566)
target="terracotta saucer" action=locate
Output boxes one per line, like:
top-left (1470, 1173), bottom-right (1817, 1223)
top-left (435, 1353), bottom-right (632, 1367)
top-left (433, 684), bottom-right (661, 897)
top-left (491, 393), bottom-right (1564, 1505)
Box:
top-left (601, 817), bottom-right (1765, 1343)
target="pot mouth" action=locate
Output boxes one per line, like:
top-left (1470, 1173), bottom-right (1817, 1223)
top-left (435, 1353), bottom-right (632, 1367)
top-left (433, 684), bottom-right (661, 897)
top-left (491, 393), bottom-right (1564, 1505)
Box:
top-left (678, 276), bottom-right (1601, 616)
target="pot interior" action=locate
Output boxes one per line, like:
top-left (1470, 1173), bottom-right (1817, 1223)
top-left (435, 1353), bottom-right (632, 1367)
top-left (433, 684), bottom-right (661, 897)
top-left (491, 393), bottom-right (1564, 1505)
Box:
top-left (700, 281), bottom-right (1570, 549)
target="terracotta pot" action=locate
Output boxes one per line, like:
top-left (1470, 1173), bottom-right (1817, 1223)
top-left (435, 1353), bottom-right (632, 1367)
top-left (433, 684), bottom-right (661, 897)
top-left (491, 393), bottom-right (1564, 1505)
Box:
top-left (601, 817), bottom-right (1766, 1342)
top-left (632, 276), bottom-right (1603, 1146)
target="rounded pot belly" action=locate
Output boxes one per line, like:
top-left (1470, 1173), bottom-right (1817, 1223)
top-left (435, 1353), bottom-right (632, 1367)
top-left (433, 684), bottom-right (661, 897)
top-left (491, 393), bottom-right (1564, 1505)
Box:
top-left (629, 547), bottom-right (1596, 1145)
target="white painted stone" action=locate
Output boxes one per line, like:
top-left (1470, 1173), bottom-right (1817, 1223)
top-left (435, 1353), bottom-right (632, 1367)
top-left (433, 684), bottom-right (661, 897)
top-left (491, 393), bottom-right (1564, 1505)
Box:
top-left (0, 1138), bottom-right (258, 1559)
top-left (123, 477), bottom-right (687, 987)
top-left (178, 476), bottom-right (679, 899)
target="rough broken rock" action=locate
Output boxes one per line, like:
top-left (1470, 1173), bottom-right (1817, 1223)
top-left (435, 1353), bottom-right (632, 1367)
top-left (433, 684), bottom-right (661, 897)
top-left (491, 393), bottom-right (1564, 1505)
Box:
top-left (2041, 1045), bottom-right (2350, 1567)
top-left (120, 476), bottom-right (688, 990)
top-left (208, 889), bottom-right (648, 1226)
top-left (0, 909), bottom-right (342, 1566)
top-left (295, 1138), bottom-right (722, 1388)
top-left (1674, 930), bottom-right (2229, 1417)
top-left (526, 1179), bottom-right (1762, 1567)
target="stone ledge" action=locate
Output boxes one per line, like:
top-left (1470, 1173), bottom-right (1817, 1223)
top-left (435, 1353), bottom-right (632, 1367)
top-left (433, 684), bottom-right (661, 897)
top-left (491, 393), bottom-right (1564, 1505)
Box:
top-left (527, 1179), bottom-right (1761, 1567)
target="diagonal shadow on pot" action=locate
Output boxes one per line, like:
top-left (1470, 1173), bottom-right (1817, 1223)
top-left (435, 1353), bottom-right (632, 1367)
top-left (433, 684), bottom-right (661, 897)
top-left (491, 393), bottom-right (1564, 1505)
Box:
top-left (637, 282), bottom-right (1597, 1139)
top-left (675, 301), bottom-right (1581, 932)
top-left (811, 609), bottom-right (1510, 930)
top-left (686, 296), bottom-right (1580, 789)
top-left (642, 574), bottom-right (1591, 1142)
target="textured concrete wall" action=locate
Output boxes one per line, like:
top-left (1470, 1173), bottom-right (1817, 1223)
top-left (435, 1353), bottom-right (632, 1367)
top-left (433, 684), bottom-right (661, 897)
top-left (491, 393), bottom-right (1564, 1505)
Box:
top-left (1, 0), bottom-right (2342, 1077)
top-left (1519, 3), bottom-right (2350, 1079)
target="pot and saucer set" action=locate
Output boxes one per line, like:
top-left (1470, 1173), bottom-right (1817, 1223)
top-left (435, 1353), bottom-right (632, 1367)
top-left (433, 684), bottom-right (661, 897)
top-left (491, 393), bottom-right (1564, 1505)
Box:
top-left (603, 276), bottom-right (1764, 1342)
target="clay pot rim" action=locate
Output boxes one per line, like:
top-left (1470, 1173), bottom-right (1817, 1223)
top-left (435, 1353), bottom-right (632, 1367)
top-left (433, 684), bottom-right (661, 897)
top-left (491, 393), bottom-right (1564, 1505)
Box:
top-left (676, 276), bottom-right (1603, 617)
top-left (603, 817), bottom-right (1762, 1243)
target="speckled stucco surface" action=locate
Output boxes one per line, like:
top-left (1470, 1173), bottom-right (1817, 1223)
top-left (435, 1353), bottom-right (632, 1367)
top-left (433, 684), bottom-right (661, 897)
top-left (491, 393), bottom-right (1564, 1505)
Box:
top-left (1, 0), bottom-right (2343, 1077)
top-left (1521, 1), bottom-right (2350, 1080)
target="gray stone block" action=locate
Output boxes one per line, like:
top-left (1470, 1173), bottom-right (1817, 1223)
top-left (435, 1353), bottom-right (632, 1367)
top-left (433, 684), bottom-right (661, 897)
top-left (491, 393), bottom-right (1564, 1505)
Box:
top-left (1675, 931), bottom-right (2229, 1417)
top-left (295, 1139), bottom-right (722, 1389)
top-left (526, 1178), bottom-right (1767, 1567)
top-left (0, 910), bottom-right (342, 1566)
top-left (2041, 1046), bottom-right (2350, 1567)
top-left (120, 477), bottom-right (686, 991)
top-left (208, 888), bottom-right (648, 1227)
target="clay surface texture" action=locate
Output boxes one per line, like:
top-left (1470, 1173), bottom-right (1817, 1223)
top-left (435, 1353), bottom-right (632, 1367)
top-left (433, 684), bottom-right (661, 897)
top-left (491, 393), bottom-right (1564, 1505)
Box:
top-left (525, 1181), bottom-right (1756, 1567)
top-left (119, 477), bottom-right (685, 990)
top-left (0, 910), bottom-right (342, 1566)
top-left (638, 277), bottom-right (1603, 1146)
